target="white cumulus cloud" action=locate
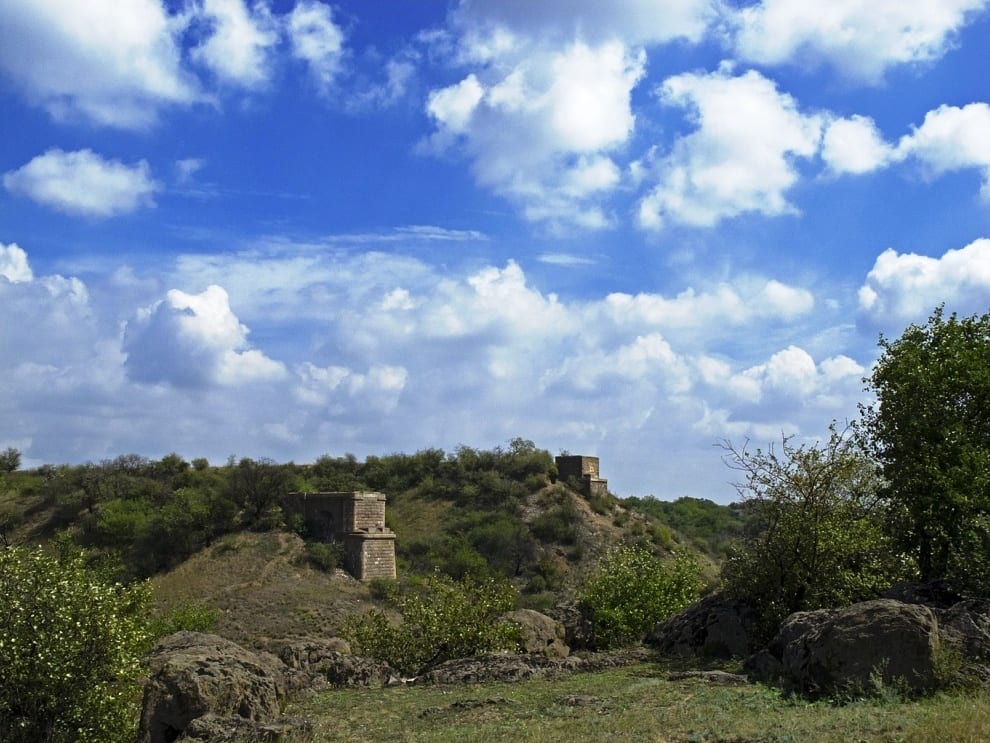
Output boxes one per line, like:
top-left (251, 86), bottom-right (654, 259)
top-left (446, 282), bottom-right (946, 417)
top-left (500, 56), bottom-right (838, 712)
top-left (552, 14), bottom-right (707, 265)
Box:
top-left (287, 0), bottom-right (346, 94)
top-left (732, 0), bottom-right (988, 83)
top-left (858, 239), bottom-right (990, 327)
top-left (123, 284), bottom-right (286, 387)
top-left (601, 277), bottom-right (815, 335)
top-left (895, 103), bottom-right (990, 198)
top-left (0, 243), bottom-right (34, 283)
top-left (822, 115), bottom-right (895, 175)
top-left (452, 0), bottom-right (717, 48)
top-left (426, 74), bottom-right (485, 135)
top-left (0, 0), bottom-right (199, 127)
top-left (294, 362), bottom-right (407, 413)
top-left (426, 0), bottom-right (663, 231)
top-left (637, 68), bottom-right (823, 230)
top-left (3, 149), bottom-right (160, 217)
top-left (190, 0), bottom-right (280, 88)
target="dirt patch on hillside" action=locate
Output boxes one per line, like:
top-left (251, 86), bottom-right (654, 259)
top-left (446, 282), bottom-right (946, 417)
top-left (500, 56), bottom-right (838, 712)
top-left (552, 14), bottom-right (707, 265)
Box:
top-left (152, 531), bottom-right (372, 650)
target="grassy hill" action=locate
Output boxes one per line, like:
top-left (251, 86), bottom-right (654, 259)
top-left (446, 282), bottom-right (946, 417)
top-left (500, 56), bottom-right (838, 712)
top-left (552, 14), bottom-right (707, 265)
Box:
top-left (0, 441), bottom-right (743, 645)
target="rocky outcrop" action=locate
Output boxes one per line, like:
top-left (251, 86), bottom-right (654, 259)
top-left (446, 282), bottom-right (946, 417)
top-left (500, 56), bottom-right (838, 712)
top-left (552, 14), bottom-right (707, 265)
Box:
top-left (760, 600), bottom-right (941, 696)
top-left (935, 599), bottom-right (990, 659)
top-left (271, 635), bottom-right (352, 664)
top-left (551, 602), bottom-right (595, 650)
top-left (273, 638), bottom-right (398, 687)
top-left (139, 632), bottom-right (291, 743)
top-left (501, 609), bottom-right (570, 658)
top-left (882, 580), bottom-right (963, 609)
top-left (646, 593), bottom-right (760, 659)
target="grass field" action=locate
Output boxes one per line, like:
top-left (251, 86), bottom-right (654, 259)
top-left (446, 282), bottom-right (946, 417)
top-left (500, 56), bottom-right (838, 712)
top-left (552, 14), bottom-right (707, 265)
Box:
top-left (286, 662), bottom-right (990, 742)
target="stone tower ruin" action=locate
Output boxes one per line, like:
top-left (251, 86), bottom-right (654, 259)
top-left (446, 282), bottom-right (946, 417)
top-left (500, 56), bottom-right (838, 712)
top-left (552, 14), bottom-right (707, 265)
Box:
top-left (555, 455), bottom-right (608, 498)
top-left (281, 491), bottom-right (396, 580)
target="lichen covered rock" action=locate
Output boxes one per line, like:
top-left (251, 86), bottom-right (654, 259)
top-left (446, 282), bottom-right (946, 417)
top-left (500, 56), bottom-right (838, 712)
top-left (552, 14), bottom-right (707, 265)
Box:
top-left (139, 632), bottom-right (289, 743)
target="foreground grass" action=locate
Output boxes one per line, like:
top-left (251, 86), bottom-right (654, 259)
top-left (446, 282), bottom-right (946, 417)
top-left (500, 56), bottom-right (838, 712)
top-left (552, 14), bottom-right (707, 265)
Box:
top-left (287, 662), bottom-right (990, 742)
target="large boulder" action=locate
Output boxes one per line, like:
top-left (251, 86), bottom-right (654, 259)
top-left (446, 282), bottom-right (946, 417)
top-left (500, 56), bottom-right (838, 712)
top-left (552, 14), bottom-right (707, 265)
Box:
top-left (646, 593), bottom-right (760, 659)
top-left (773, 599), bottom-right (941, 696)
top-left (937, 599), bottom-right (990, 660)
top-left (501, 609), bottom-right (570, 658)
top-left (550, 602), bottom-right (595, 650)
top-left (139, 632), bottom-right (289, 743)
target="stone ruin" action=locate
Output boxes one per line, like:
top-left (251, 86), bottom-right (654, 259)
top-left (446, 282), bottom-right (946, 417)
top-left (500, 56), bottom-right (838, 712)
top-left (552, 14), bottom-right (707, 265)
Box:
top-left (555, 455), bottom-right (608, 498)
top-left (281, 491), bottom-right (396, 580)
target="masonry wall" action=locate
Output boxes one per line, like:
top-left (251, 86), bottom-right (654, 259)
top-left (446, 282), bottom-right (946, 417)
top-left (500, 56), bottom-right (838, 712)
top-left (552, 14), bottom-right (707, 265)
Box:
top-left (347, 533), bottom-right (397, 580)
top-left (555, 455), bottom-right (600, 481)
top-left (282, 491), bottom-right (396, 580)
top-left (351, 494), bottom-right (386, 530)
top-left (555, 455), bottom-right (608, 499)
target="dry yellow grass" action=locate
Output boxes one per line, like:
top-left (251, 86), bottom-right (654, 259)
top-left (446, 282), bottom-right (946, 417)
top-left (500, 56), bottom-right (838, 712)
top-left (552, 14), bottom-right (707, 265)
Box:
top-left (151, 531), bottom-right (374, 649)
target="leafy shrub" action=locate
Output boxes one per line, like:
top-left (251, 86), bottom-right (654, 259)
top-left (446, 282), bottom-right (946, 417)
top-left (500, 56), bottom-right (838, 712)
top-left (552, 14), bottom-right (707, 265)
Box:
top-left (344, 573), bottom-right (520, 675)
top-left (304, 541), bottom-right (344, 572)
top-left (0, 546), bottom-right (151, 743)
top-left (467, 513), bottom-right (535, 577)
top-left (530, 498), bottom-right (579, 545)
top-left (720, 426), bottom-right (914, 641)
top-left (149, 600), bottom-right (222, 638)
top-left (588, 491), bottom-right (613, 515)
top-left (430, 535), bottom-right (490, 579)
top-left (624, 495), bottom-right (746, 558)
top-left (524, 557), bottom-right (565, 594)
top-left (0, 446), bottom-right (21, 473)
top-left (578, 546), bottom-right (704, 649)
top-left (368, 577), bottom-right (399, 602)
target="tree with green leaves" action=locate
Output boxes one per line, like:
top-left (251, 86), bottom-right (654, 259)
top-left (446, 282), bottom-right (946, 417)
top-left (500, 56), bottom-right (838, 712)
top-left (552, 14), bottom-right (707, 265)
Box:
top-left (0, 446), bottom-right (21, 473)
top-left (860, 306), bottom-right (990, 591)
top-left (0, 546), bottom-right (151, 743)
top-left (720, 425), bottom-right (911, 639)
top-left (225, 457), bottom-right (291, 527)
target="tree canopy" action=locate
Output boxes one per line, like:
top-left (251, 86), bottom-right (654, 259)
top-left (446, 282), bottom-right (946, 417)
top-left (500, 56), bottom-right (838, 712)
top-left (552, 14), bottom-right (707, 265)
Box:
top-left (719, 425), bottom-right (909, 638)
top-left (861, 306), bottom-right (990, 590)
top-left (0, 546), bottom-right (151, 742)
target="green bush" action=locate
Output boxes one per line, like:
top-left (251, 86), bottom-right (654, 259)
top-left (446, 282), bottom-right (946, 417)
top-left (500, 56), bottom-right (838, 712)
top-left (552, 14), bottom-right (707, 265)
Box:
top-left (368, 577), bottom-right (399, 602)
top-left (720, 426), bottom-right (914, 640)
top-left (0, 546), bottom-right (151, 743)
top-left (578, 546), bottom-right (703, 649)
top-left (304, 541), bottom-right (344, 572)
top-left (430, 535), bottom-right (490, 579)
top-left (148, 600), bottom-right (222, 639)
top-left (530, 498), bottom-right (579, 545)
top-left (344, 573), bottom-right (520, 675)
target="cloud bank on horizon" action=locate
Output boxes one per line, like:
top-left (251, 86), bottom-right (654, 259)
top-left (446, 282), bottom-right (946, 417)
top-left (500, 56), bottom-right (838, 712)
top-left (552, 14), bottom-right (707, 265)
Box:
top-left (2, 0), bottom-right (989, 501)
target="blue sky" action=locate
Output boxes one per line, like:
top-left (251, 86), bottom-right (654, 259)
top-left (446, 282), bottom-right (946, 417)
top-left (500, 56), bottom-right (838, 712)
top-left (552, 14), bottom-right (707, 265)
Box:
top-left (2, 0), bottom-right (990, 502)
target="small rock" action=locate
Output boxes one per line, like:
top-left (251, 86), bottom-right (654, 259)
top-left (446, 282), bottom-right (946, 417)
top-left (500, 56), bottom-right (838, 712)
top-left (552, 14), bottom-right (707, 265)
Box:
top-left (667, 670), bottom-right (749, 685)
top-left (561, 694), bottom-right (602, 706)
